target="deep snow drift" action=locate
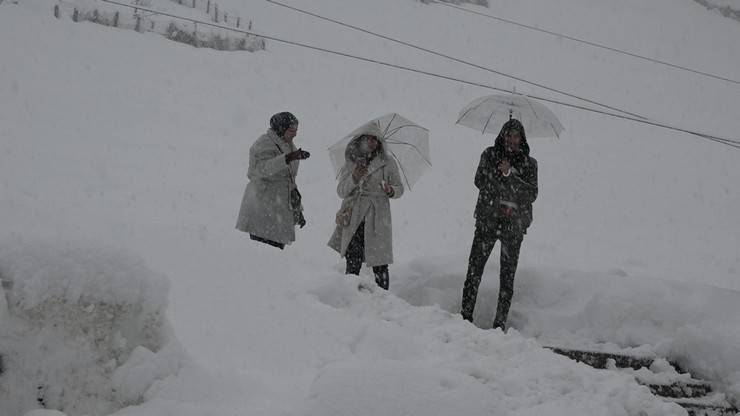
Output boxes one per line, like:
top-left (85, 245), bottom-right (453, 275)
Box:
top-left (0, 240), bottom-right (183, 414)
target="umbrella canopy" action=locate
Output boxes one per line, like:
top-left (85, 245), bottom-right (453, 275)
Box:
top-left (329, 113), bottom-right (431, 190)
top-left (456, 93), bottom-right (564, 138)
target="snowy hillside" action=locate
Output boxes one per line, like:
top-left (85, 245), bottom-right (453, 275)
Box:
top-left (1, 0), bottom-right (739, 415)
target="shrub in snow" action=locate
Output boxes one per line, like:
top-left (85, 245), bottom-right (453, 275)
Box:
top-left (692, 0), bottom-right (740, 22)
top-left (0, 240), bottom-right (183, 416)
top-left (57, 0), bottom-right (267, 52)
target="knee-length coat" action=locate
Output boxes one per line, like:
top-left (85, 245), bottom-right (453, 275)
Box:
top-left (328, 141), bottom-right (404, 267)
top-left (235, 129), bottom-right (302, 245)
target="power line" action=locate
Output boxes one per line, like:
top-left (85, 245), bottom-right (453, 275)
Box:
top-left (428, 0), bottom-right (740, 87)
top-left (98, 0), bottom-right (740, 149)
top-left (263, 0), bottom-right (740, 149)
top-left (266, 0), bottom-right (647, 120)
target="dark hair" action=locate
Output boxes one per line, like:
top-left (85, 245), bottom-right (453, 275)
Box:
top-left (269, 112), bottom-right (299, 137)
top-left (493, 119), bottom-right (530, 165)
top-left (345, 134), bottom-right (383, 166)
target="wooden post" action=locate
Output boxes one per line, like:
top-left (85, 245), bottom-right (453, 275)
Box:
top-left (192, 0), bottom-right (195, 8)
top-left (224, 12), bottom-right (228, 24)
top-left (114, 11), bottom-right (119, 27)
top-left (151, 20), bottom-right (155, 31)
top-left (206, 0), bottom-right (210, 14)
top-left (92, 9), bottom-right (99, 23)
top-left (72, 8), bottom-right (79, 22)
top-left (214, 4), bottom-right (218, 22)
top-left (193, 22), bottom-right (199, 47)
top-left (135, 15), bottom-right (141, 32)
top-left (53, 4), bottom-right (60, 18)
top-left (248, 20), bottom-right (252, 30)
top-left (236, 17), bottom-right (240, 28)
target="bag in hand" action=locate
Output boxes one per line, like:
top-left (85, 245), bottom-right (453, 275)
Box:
top-left (290, 188), bottom-right (306, 228)
top-left (335, 206), bottom-right (352, 226)
top-left (335, 194), bottom-right (357, 227)
top-left (290, 188), bottom-right (302, 210)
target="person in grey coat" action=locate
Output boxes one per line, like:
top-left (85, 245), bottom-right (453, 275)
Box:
top-left (461, 118), bottom-right (538, 330)
top-left (235, 112), bottom-right (310, 249)
top-left (328, 125), bottom-right (404, 290)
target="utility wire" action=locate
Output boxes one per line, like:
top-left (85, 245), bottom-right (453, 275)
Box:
top-left (264, 0), bottom-right (740, 149)
top-left (266, 0), bottom-right (646, 120)
top-left (99, 0), bottom-right (740, 149)
top-left (428, 0), bottom-right (740, 87)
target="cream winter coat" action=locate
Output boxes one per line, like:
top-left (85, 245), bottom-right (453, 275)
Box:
top-left (328, 137), bottom-right (404, 266)
top-left (235, 129), bottom-right (301, 245)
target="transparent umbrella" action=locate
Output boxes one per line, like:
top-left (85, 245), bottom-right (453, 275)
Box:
top-left (456, 93), bottom-right (564, 138)
top-left (329, 113), bottom-right (431, 190)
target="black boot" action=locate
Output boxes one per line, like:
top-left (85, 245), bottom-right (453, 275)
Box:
top-left (461, 274), bottom-right (481, 323)
top-left (373, 266), bottom-right (389, 290)
top-left (492, 294), bottom-right (511, 331)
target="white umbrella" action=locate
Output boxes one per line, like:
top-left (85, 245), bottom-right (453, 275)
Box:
top-left (456, 93), bottom-right (564, 138)
top-left (329, 113), bottom-right (431, 190)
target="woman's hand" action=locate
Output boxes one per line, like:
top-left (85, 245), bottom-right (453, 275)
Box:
top-left (286, 148), bottom-right (311, 163)
top-left (498, 159), bottom-right (511, 176)
top-left (352, 165), bottom-right (368, 183)
top-left (382, 181), bottom-right (394, 197)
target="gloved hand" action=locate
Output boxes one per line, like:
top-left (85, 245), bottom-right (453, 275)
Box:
top-left (297, 211), bottom-right (307, 228)
top-left (286, 148), bottom-right (311, 163)
top-left (381, 181), bottom-right (394, 197)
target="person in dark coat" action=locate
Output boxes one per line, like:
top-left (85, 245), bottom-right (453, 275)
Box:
top-left (461, 118), bottom-right (538, 330)
top-left (235, 112), bottom-right (310, 249)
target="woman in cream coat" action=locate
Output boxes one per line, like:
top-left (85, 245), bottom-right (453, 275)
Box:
top-left (328, 125), bottom-right (404, 290)
top-left (236, 112), bottom-right (310, 249)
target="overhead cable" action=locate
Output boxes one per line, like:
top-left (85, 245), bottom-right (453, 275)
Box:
top-left (428, 0), bottom-right (740, 87)
top-left (99, 0), bottom-right (740, 149)
top-left (266, 0), bottom-right (647, 120)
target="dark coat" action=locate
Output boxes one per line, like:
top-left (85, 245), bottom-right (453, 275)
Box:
top-left (472, 126), bottom-right (538, 233)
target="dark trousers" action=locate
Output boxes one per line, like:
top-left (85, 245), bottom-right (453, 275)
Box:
top-left (461, 220), bottom-right (523, 329)
top-left (345, 221), bottom-right (390, 290)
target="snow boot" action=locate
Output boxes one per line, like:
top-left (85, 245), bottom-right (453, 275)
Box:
top-left (374, 269), bottom-right (389, 290)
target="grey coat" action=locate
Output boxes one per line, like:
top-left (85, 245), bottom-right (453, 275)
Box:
top-left (328, 147), bottom-right (404, 267)
top-left (235, 129), bottom-right (302, 245)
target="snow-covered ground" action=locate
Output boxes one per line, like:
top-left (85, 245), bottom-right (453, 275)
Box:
top-left (1, 0), bottom-right (739, 415)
